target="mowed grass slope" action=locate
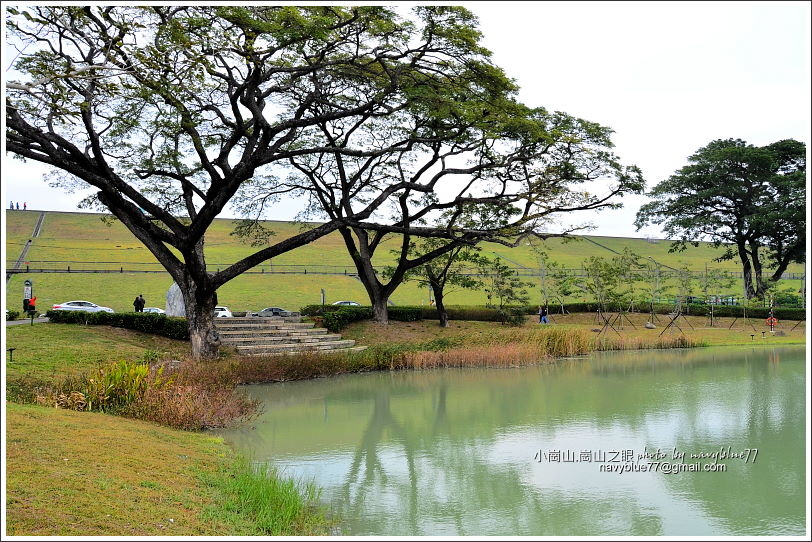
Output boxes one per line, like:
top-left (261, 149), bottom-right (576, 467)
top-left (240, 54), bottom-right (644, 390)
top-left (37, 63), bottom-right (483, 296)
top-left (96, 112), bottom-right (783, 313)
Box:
top-left (5, 210), bottom-right (803, 313)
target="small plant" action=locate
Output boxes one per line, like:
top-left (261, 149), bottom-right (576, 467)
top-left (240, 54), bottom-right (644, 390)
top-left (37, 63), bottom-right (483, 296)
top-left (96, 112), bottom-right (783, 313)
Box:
top-left (6, 309), bottom-right (21, 321)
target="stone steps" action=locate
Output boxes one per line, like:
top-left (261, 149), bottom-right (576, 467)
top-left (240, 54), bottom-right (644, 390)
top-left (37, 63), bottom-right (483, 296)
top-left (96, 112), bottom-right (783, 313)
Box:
top-left (214, 316), bottom-right (363, 356)
top-left (217, 316), bottom-right (303, 325)
top-left (254, 345), bottom-right (369, 357)
top-left (221, 333), bottom-right (344, 345)
top-left (234, 339), bottom-right (358, 355)
top-left (215, 322), bottom-right (315, 331)
top-left (218, 328), bottom-right (329, 339)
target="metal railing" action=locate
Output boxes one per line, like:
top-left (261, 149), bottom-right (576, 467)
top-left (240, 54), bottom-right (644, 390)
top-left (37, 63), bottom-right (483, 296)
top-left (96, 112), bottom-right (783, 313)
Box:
top-left (4, 259), bottom-right (805, 281)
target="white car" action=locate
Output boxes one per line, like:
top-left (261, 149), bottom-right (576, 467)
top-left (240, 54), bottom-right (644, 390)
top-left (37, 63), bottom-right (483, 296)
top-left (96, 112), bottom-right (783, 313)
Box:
top-left (214, 306), bottom-right (233, 318)
top-left (142, 307), bottom-right (165, 314)
top-left (332, 300), bottom-right (361, 306)
top-left (51, 300), bottom-right (115, 313)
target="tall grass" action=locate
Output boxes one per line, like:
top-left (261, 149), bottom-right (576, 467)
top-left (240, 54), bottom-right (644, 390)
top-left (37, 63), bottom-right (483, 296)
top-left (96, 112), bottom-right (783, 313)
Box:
top-left (202, 456), bottom-right (330, 536)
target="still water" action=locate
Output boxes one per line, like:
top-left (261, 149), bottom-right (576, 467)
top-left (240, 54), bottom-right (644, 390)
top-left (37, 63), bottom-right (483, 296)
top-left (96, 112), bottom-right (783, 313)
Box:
top-left (216, 346), bottom-right (807, 536)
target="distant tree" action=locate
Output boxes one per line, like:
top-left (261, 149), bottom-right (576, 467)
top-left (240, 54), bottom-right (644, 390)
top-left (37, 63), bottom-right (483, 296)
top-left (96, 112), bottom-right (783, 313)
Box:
top-left (612, 248), bottom-right (646, 311)
top-left (530, 246), bottom-right (579, 315)
top-left (384, 237), bottom-right (485, 328)
top-left (635, 138), bottom-right (806, 299)
top-left (265, 99), bottom-right (643, 324)
top-left (699, 267), bottom-right (735, 326)
top-left (579, 256), bottom-right (620, 313)
top-left (478, 257), bottom-right (531, 325)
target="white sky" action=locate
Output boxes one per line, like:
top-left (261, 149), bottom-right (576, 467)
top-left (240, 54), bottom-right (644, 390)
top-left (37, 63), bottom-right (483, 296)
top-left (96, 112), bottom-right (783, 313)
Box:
top-left (2, 1), bottom-right (810, 239)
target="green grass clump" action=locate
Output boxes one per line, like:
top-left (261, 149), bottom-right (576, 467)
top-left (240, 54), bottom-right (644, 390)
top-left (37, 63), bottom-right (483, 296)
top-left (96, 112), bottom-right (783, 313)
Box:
top-left (202, 457), bottom-right (329, 536)
top-left (5, 403), bottom-right (331, 536)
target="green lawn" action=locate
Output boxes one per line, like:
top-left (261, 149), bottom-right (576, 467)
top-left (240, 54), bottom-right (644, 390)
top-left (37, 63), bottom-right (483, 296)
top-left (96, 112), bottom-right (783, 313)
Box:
top-left (5, 323), bottom-right (190, 381)
top-left (6, 211), bottom-right (803, 312)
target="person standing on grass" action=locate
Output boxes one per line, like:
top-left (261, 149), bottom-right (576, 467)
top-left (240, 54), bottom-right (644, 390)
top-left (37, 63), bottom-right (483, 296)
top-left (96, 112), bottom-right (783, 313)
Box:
top-left (538, 305), bottom-right (549, 324)
top-left (138, 294), bottom-right (145, 311)
top-left (133, 295), bottom-right (142, 312)
top-left (23, 202), bottom-right (27, 210)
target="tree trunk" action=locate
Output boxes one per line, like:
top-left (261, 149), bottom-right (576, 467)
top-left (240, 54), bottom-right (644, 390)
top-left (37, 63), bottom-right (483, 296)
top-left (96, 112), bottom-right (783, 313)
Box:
top-left (737, 242), bottom-right (756, 299)
top-left (431, 282), bottom-right (450, 327)
top-left (178, 276), bottom-right (221, 360)
top-left (749, 241), bottom-right (767, 298)
top-left (370, 295), bottom-right (390, 325)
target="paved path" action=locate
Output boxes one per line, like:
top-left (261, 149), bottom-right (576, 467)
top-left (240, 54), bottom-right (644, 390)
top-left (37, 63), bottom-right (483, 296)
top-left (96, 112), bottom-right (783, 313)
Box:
top-left (6, 317), bottom-right (49, 326)
top-left (6, 211), bottom-right (46, 284)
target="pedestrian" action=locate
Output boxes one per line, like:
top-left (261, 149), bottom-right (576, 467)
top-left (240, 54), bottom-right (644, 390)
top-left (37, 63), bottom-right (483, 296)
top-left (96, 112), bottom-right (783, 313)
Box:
top-left (138, 294), bottom-right (145, 311)
top-left (133, 295), bottom-right (142, 312)
top-left (23, 202), bottom-right (27, 210)
top-left (15, 202), bottom-right (19, 210)
top-left (538, 305), bottom-right (549, 324)
top-left (9, 201), bottom-right (13, 209)
top-left (28, 296), bottom-right (37, 312)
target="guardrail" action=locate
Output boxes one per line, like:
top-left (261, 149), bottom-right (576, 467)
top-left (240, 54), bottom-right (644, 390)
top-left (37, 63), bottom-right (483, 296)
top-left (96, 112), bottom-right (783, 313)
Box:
top-left (4, 260), bottom-right (804, 280)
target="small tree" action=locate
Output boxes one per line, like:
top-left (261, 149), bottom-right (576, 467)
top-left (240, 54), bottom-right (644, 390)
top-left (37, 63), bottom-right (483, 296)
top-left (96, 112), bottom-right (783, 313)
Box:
top-left (580, 256), bottom-right (620, 313)
top-left (699, 267), bottom-right (735, 326)
top-left (531, 246), bottom-right (579, 315)
top-left (641, 260), bottom-right (670, 322)
top-left (478, 257), bottom-right (531, 325)
top-left (612, 248), bottom-right (646, 312)
top-left (384, 238), bottom-right (485, 327)
top-left (674, 264), bottom-right (696, 308)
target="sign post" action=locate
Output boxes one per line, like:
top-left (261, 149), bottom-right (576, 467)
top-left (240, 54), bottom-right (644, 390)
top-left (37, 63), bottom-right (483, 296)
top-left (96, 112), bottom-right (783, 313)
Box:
top-left (23, 279), bottom-right (33, 312)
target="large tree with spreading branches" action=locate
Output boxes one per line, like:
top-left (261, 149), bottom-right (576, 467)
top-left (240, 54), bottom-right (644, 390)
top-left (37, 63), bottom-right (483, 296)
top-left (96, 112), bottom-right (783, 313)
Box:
top-left (635, 138), bottom-right (805, 299)
top-left (240, 99), bottom-right (645, 323)
top-left (5, 5), bottom-right (552, 358)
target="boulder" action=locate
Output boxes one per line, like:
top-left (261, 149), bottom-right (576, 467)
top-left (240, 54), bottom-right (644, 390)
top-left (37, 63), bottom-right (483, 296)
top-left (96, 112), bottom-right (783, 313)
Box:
top-left (165, 282), bottom-right (186, 317)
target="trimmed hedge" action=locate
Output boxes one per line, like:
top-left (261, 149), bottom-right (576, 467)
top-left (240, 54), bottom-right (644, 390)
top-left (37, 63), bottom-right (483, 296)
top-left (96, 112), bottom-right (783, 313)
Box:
top-left (45, 310), bottom-right (190, 340)
top-left (320, 306), bottom-right (424, 332)
top-left (304, 302), bottom-right (806, 326)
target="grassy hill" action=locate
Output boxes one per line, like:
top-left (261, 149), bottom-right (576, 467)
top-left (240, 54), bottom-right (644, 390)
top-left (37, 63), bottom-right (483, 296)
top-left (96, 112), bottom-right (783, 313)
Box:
top-left (4, 210), bottom-right (803, 314)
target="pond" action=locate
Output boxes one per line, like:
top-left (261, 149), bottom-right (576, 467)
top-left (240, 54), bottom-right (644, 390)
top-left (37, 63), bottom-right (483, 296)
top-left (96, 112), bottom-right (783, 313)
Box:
top-left (215, 345), bottom-right (807, 536)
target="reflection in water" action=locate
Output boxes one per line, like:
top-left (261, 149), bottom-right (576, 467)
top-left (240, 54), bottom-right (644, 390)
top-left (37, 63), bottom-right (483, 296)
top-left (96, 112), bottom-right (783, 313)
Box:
top-left (216, 346), bottom-right (807, 536)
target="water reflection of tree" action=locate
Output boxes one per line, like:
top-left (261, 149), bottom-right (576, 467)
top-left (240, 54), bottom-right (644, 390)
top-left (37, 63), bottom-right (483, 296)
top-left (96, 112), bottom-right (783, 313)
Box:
top-left (330, 381), bottom-right (662, 536)
top-left (662, 349), bottom-right (805, 534)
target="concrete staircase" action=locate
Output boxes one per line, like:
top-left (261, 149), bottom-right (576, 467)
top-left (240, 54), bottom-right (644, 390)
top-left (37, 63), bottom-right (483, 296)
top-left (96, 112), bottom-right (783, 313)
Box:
top-left (215, 316), bottom-right (366, 356)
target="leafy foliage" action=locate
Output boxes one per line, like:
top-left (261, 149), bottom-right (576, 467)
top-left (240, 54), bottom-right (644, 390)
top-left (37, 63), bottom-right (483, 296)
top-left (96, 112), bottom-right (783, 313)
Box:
top-left (45, 310), bottom-right (190, 340)
top-left (636, 138), bottom-right (806, 298)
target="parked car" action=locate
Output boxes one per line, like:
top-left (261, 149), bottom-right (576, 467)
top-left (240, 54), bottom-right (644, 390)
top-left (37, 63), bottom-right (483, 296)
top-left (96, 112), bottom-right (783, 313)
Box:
top-left (214, 306), bottom-right (233, 318)
top-left (51, 300), bottom-right (114, 313)
top-left (142, 307), bottom-right (165, 314)
top-left (255, 307), bottom-right (292, 317)
top-left (332, 300), bottom-right (361, 306)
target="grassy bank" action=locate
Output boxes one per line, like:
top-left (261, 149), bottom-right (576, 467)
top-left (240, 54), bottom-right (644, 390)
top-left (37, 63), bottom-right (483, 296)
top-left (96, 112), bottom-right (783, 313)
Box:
top-left (5, 403), bottom-right (329, 536)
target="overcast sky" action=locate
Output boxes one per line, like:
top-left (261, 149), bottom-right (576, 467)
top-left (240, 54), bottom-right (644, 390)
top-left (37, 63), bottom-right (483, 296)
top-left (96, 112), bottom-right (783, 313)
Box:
top-left (2, 1), bottom-right (810, 239)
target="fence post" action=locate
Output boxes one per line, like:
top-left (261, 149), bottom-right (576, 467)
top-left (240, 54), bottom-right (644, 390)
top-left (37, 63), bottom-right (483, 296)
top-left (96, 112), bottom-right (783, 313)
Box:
top-left (67, 265), bottom-right (70, 273)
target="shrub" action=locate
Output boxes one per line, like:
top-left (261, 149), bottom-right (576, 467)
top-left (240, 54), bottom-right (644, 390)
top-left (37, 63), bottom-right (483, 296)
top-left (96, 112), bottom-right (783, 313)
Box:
top-left (6, 309), bottom-right (21, 321)
top-left (322, 307), bottom-right (372, 332)
top-left (45, 310), bottom-right (190, 340)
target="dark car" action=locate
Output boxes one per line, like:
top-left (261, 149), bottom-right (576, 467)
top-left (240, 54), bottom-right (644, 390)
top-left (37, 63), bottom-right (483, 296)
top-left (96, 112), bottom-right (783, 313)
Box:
top-left (255, 306), bottom-right (293, 317)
